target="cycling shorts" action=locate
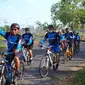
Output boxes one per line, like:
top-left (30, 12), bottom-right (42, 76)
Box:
top-left (48, 44), bottom-right (60, 53)
top-left (22, 43), bottom-right (33, 50)
top-left (5, 52), bottom-right (21, 65)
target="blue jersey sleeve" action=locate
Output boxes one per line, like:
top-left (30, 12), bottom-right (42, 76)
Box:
top-left (0, 28), bottom-right (6, 38)
top-left (40, 38), bottom-right (46, 45)
top-left (28, 37), bottom-right (33, 44)
top-left (16, 39), bottom-right (22, 51)
top-left (40, 33), bottom-right (48, 45)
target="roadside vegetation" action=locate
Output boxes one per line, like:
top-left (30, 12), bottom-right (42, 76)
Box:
top-left (59, 69), bottom-right (85, 85)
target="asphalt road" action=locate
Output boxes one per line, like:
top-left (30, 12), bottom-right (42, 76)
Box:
top-left (21, 42), bottom-right (85, 85)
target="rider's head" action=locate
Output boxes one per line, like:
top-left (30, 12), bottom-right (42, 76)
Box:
top-left (25, 27), bottom-right (30, 33)
top-left (10, 23), bottom-right (20, 35)
top-left (48, 25), bottom-right (54, 32)
top-left (65, 28), bottom-right (69, 33)
top-left (73, 30), bottom-right (76, 34)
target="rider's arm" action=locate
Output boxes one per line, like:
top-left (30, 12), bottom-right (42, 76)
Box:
top-left (16, 39), bottom-right (22, 52)
top-left (28, 36), bottom-right (33, 45)
top-left (40, 33), bottom-right (48, 45)
top-left (0, 28), bottom-right (6, 38)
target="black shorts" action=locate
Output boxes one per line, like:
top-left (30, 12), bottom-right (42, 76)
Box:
top-left (67, 40), bottom-right (73, 48)
top-left (22, 43), bottom-right (33, 50)
top-left (5, 53), bottom-right (15, 65)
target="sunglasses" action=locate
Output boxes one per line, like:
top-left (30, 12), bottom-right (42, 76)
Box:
top-left (11, 28), bottom-right (18, 31)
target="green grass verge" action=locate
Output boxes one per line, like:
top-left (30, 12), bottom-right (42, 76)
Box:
top-left (0, 35), bottom-right (5, 40)
top-left (58, 69), bottom-right (85, 85)
top-left (75, 69), bottom-right (85, 85)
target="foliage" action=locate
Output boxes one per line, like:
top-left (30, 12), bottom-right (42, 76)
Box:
top-left (51, 0), bottom-right (85, 30)
top-left (0, 25), bottom-right (10, 32)
top-left (75, 69), bottom-right (85, 85)
top-left (35, 21), bottom-right (48, 30)
top-left (0, 36), bottom-right (5, 40)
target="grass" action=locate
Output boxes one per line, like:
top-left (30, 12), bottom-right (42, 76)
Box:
top-left (59, 69), bottom-right (85, 85)
top-left (0, 35), bottom-right (5, 40)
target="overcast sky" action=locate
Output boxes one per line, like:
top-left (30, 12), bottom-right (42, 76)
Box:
top-left (0, 0), bottom-right (60, 27)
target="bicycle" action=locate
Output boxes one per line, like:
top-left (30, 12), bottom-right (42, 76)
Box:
top-left (22, 47), bottom-right (33, 65)
top-left (39, 45), bottom-right (57, 77)
top-left (0, 52), bottom-right (24, 85)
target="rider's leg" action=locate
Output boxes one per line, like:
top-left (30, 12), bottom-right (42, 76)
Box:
top-left (28, 49), bottom-right (33, 59)
top-left (27, 45), bottom-right (33, 63)
top-left (55, 53), bottom-right (60, 64)
top-left (14, 56), bottom-right (20, 71)
top-left (69, 42), bottom-right (73, 56)
top-left (53, 46), bottom-right (60, 70)
top-left (27, 45), bottom-right (33, 59)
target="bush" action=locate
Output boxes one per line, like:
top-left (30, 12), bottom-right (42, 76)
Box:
top-left (0, 36), bottom-right (5, 40)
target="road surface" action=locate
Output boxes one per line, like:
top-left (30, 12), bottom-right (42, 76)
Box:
top-left (21, 42), bottom-right (85, 85)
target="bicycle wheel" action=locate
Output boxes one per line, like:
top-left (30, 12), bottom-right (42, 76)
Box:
top-left (4, 79), bottom-right (11, 85)
top-left (39, 55), bottom-right (50, 77)
top-left (0, 73), bottom-right (5, 85)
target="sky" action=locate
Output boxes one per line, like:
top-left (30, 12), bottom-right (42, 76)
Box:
top-left (0, 0), bottom-right (60, 27)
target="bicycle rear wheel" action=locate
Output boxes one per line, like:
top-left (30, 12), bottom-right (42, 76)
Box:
top-left (39, 55), bottom-right (50, 77)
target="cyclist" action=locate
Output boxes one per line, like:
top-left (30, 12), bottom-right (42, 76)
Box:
top-left (0, 23), bottom-right (22, 80)
top-left (59, 30), bottom-right (67, 52)
top-left (74, 32), bottom-right (80, 51)
top-left (39, 25), bottom-right (63, 71)
top-left (22, 27), bottom-right (34, 64)
top-left (64, 28), bottom-right (74, 57)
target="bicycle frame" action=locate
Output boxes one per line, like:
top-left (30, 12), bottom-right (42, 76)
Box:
top-left (22, 47), bottom-right (28, 61)
top-left (46, 49), bottom-right (54, 66)
top-left (0, 57), bottom-right (13, 83)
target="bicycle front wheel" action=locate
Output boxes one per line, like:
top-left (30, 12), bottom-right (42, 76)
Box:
top-left (39, 55), bottom-right (50, 77)
top-left (0, 73), bottom-right (5, 85)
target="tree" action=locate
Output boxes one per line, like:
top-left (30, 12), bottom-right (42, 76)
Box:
top-left (0, 25), bottom-right (10, 32)
top-left (51, 0), bottom-right (85, 30)
top-left (35, 21), bottom-right (48, 32)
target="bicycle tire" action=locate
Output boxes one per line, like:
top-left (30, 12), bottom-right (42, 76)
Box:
top-left (4, 79), bottom-right (11, 85)
top-left (39, 55), bottom-right (50, 77)
top-left (0, 73), bottom-right (5, 85)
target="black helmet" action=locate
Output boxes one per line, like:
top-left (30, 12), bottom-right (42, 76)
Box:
top-left (10, 23), bottom-right (20, 30)
top-left (25, 27), bottom-right (30, 31)
top-left (48, 25), bottom-right (54, 29)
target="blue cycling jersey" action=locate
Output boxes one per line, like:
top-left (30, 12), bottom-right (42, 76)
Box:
top-left (60, 34), bottom-right (66, 41)
top-left (77, 35), bottom-right (80, 40)
top-left (22, 33), bottom-right (33, 45)
top-left (40, 31), bottom-right (61, 46)
top-left (65, 32), bottom-right (71, 39)
top-left (0, 29), bottom-right (22, 52)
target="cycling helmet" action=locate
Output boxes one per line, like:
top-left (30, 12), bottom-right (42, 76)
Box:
top-left (73, 30), bottom-right (76, 33)
top-left (25, 27), bottom-right (30, 31)
top-left (10, 23), bottom-right (20, 30)
top-left (48, 25), bottom-right (54, 29)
